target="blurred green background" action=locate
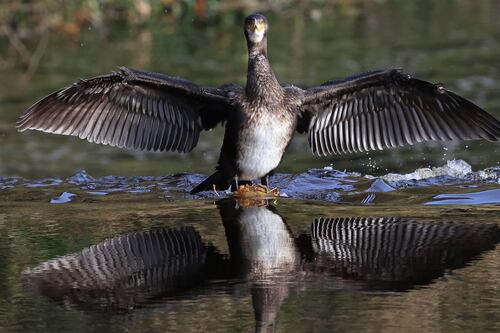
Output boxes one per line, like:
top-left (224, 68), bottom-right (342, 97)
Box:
top-left (1, 0), bottom-right (500, 179)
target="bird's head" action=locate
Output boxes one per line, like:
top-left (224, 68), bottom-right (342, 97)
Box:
top-left (244, 13), bottom-right (268, 45)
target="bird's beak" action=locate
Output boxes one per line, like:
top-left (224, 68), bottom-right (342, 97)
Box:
top-left (249, 21), bottom-right (266, 34)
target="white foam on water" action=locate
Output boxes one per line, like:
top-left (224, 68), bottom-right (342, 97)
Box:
top-left (381, 160), bottom-right (474, 182)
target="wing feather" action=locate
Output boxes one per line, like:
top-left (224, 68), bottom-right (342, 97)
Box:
top-left (18, 67), bottom-right (237, 153)
top-left (299, 69), bottom-right (500, 155)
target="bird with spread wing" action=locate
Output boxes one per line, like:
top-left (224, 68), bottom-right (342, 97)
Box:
top-left (17, 14), bottom-right (500, 194)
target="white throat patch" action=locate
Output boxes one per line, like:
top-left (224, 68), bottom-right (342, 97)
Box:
top-left (248, 31), bottom-right (265, 43)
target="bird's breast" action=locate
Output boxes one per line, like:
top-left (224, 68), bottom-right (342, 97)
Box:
top-left (236, 108), bottom-right (295, 180)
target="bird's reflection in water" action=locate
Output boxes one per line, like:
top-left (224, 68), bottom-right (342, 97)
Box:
top-left (22, 227), bottom-right (208, 312)
top-left (310, 217), bottom-right (499, 290)
top-left (217, 200), bottom-right (299, 333)
top-left (22, 199), bottom-right (499, 332)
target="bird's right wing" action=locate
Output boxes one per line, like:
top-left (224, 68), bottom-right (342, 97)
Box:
top-left (17, 67), bottom-right (240, 153)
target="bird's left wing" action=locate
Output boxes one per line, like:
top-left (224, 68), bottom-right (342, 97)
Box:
top-left (17, 67), bottom-right (238, 153)
top-left (296, 68), bottom-right (500, 155)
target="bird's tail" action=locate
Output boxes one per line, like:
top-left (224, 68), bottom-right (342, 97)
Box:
top-left (190, 171), bottom-right (232, 194)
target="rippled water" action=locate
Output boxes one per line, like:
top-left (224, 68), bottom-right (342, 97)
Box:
top-left (1, 1), bottom-right (500, 332)
top-left (1, 160), bottom-right (500, 332)
top-left (2, 159), bottom-right (499, 204)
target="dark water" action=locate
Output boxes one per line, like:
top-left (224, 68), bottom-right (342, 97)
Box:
top-left (1, 165), bottom-right (500, 332)
top-left (1, 1), bottom-right (500, 332)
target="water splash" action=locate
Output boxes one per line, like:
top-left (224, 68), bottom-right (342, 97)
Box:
top-left (378, 160), bottom-right (499, 188)
top-left (1, 160), bottom-right (499, 204)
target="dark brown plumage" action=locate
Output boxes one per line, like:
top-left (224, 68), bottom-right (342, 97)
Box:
top-left (17, 13), bottom-right (500, 193)
top-left (17, 68), bottom-right (231, 153)
top-left (300, 70), bottom-right (500, 155)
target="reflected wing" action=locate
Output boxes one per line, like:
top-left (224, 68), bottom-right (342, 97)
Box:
top-left (17, 67), bottom-right (238, 153)
top-left (22, 227), bottom-right (207, 310)
top-left (298, 69), bottom-right (500, 155)
top-left (311, 217), bottom-right (499, 283)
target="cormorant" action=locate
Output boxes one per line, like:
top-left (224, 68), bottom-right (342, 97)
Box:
top-left (17, 13), bottom-right (500, 194)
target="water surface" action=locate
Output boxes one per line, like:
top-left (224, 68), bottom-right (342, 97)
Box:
top-left (1, 162), bottom-right (500, 332)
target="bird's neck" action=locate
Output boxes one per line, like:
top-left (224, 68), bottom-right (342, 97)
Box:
top-left (246, 42), bottom-right (283, 102)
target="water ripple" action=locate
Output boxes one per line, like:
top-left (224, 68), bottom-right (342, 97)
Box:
top-left (0, 160), bottom-right (498, 204)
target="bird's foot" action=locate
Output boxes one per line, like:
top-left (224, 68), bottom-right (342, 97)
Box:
top-left (212, 184), bottom-right (220, 197)
top-left (232, 184), bottom-right (279, 207)
top-left (232, 184), bottom-right (279, 198)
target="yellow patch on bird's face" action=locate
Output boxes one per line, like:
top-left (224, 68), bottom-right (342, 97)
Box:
top-left (254, 21), bottom-right (266, 33)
